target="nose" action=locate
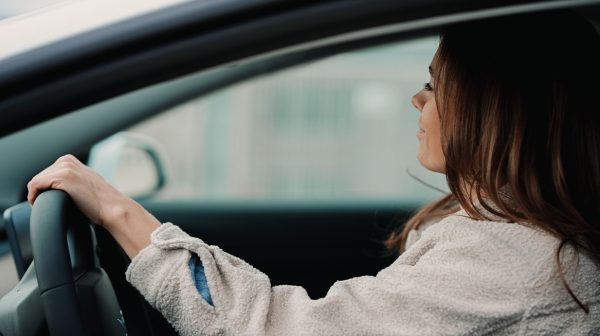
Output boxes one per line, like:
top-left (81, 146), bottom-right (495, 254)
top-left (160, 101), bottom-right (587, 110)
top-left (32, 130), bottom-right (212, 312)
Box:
top-left (412, 91), bottom-right (424, 112)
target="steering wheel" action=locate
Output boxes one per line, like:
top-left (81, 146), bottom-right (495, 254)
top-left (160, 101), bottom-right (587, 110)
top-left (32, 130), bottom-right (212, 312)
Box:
top-left (30, 190), bottom-right (127, 336)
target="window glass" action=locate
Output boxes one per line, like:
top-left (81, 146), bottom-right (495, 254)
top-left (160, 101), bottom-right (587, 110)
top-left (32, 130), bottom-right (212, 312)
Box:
top-left (100, 36), bottom-right (448, 203)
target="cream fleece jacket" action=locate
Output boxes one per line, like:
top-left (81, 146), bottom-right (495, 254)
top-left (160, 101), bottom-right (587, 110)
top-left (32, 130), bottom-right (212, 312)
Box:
top-left (125, 210), bottom-right (600, 335)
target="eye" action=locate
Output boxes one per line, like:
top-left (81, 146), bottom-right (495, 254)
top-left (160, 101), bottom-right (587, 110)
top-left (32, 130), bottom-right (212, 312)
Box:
top-left (423, 82), bottom-right (433, 91)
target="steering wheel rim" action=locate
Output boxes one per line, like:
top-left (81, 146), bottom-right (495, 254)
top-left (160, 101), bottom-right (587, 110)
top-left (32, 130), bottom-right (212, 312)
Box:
top-left (30, 189), bottom-right (127, 336)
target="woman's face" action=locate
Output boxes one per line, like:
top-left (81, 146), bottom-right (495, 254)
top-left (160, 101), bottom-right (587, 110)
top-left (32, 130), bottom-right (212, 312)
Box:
top-left (411, 53), bottom-right (445, 173)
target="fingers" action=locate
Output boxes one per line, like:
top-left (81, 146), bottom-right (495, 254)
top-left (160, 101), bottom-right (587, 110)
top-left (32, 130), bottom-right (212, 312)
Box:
top-left (27, 154), bottom-right (84, 205)
top-left (27, 169), bottom-right (75, 205)
top-left (26, 154), bottom-right (126, 227)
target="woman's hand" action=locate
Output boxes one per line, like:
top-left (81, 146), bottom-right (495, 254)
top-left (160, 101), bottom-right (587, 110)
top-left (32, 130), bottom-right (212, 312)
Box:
top-left (27, 154), bottom-right (127, 228)
top-left (27, 154), bottom-right (161, 258)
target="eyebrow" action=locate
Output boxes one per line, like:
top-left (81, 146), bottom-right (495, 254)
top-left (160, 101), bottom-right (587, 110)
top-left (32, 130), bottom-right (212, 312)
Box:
top-left (428, 66), bottom-right (433, 75)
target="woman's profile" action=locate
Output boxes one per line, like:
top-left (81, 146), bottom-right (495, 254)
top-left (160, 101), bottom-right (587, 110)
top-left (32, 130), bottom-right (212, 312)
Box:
top-left (27, 10), bottom-right (600, 335)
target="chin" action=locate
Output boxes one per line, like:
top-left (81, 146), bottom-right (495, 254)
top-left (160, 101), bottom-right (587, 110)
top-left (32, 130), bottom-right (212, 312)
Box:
top-left (417, 154), bottom-right (445, 174)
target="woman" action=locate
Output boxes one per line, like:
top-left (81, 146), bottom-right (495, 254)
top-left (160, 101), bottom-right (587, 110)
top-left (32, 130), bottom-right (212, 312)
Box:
top-left (27, 10), bottom-right (600, 335)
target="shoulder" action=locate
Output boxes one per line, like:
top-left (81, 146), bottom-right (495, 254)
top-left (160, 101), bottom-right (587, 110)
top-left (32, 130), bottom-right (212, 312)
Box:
top-left (415, 211), bottom-right (560, 274)
top-left (394, 211), bottom-right (600, 307)
top-left (420, 209), bottom-right (558, 253)
top-left (391, 212), bottom-right (553, 291)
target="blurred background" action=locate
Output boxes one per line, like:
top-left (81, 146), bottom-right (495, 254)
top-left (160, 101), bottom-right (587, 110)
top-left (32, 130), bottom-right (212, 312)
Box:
top-left (0, 0), bottom-right (64, 18)
top-left (111, 39), bottom-right (448, 203)
top-left (1, 1), bottom-right (447, 204)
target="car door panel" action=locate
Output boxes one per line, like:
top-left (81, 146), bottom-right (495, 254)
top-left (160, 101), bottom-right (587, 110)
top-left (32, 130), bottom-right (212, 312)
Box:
top-left (93, 201), bottom-right (409, 336)
top-left (140, 201), bottom-right (406, 298)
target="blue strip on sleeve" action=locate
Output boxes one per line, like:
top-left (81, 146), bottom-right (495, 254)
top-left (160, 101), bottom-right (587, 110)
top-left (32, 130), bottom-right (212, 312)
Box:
top-left (188, 254), bottom-right (214, 306)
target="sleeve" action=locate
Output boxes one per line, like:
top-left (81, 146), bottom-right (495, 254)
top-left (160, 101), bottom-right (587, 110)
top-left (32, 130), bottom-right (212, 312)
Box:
top-left (125, 223), bottom-right (524, 336)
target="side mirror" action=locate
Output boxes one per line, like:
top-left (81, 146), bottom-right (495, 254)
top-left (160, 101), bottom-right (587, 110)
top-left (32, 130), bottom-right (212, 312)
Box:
top-left (88, 132), bottom-right (167, 200)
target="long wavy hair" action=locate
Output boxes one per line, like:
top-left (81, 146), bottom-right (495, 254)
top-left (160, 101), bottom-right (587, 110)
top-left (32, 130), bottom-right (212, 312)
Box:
top-left (385, 10), bottom-right (600, 313)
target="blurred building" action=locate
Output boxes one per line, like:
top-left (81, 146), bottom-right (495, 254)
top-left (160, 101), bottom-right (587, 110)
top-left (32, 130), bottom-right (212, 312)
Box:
top-left (124, 37), bottom-right (448, 203)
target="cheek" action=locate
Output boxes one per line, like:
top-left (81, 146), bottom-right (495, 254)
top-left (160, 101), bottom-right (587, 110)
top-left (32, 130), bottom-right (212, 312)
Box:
top-left (421, 103), bottom-right (440, 132)
top-left (418, 104), bottom-right (445, 172)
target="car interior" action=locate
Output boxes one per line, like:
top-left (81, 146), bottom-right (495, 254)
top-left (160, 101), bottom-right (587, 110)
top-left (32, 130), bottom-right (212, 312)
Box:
top-left (0, 1), bottom-right (599, 335)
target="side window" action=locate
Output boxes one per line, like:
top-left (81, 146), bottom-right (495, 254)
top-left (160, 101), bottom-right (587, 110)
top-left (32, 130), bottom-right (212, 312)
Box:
top-left (90, 37), bottom-right (447, 203)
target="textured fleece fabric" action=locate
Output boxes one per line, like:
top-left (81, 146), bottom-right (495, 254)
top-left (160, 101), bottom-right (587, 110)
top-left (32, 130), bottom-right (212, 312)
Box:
top-left (125, 210), bottom-right (600, 336)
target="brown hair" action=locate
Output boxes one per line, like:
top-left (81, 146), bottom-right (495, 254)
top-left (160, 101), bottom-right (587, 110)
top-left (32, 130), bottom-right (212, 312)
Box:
top-left (386, 10), bottom-right (600, 313)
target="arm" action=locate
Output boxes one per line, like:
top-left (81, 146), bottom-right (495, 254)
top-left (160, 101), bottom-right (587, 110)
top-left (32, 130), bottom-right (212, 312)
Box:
top-left (125, 223), bottom-right (524, 336)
